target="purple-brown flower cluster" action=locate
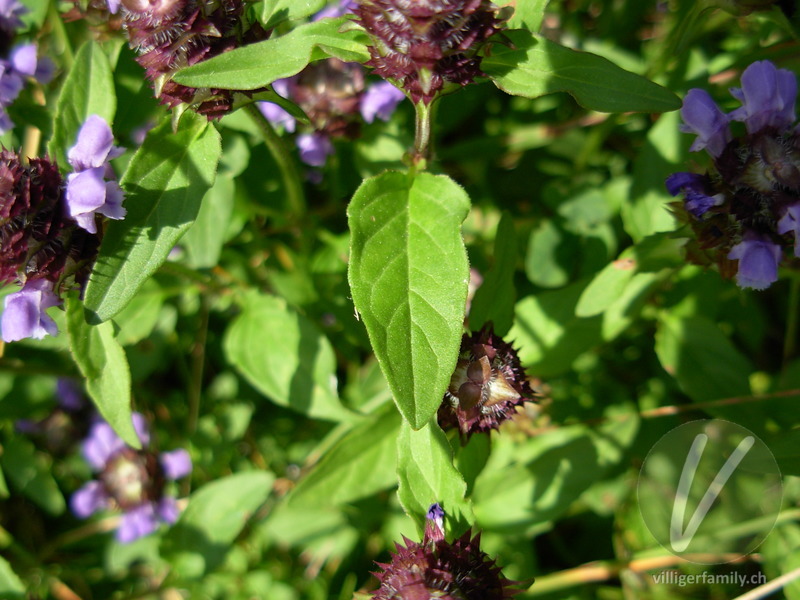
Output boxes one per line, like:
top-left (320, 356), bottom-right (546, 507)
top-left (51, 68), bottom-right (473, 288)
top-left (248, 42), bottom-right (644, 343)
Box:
top-left (120, 0), bottom-right (269, 118)
top-left (668, 60), bottom-right (800, 290)
top-left (369, 503), bottom-right (519, 599)
top-left (0, 116), bottom-right (125, 342)
top-left (354, 0), bottom-right (506, 104)
top-left (438, 324), bottom-right (539, 438)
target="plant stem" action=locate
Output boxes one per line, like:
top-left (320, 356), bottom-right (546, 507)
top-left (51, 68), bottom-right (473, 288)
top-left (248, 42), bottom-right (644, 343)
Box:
top-left (413, 100), bottom-right (433, 166)
top-left (732, 566), bottom-right (800, 600)
top-left (244, 103), bottom-right (306, 216)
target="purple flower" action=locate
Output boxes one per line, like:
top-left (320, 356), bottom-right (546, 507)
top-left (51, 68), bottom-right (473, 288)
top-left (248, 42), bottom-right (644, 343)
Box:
top-left (71, 413), bottom-right (192, 543)
top-left (65, 168), bottom-right (126, 234)
top-left (679, 89), bottom-right (731, 158)
top-left (296, 132), bottom-right (334, 167)
top-left (778, 203), bottom-right (800, 257)
top-left (67, 115), bottom-right (125, 171)
top-left (1, 279), bottom-right (59, 342)
top-left (313, 0), bottom-right (357, 20)
top-left (107, 0), bottom-right (121, 14)
top-left (0, 0), bottom-right (25, 33)
top-left (0, 61), bottom-right (23, 105)
top-left (65, 115), bottom-right (126, 233)
top-left (729, 60), bottom-right (797, 134)
top-left (665, 172), bottom-right (724, 217)
top-left (360, 81), bottom-right (405, 123)
top-left (727, 234), bottom-right (783, 290)
top-left (259, 101), bottom-right (296, 133)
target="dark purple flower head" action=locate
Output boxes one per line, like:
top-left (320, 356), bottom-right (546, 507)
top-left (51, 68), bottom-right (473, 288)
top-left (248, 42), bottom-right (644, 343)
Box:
top-left (120, 0), bottom-right (269, 118)
top-left (354, 0), bottom-right (506, 104)
top-left (438, 324), bottom-right (540, 438)
top-left (0, 150), bottom-right (74, 287)
top-left (669, 60), bottom-right (800, 290)
top-left (370, 504), bottom-right (519, 599)
top-left (71, 413), bottom-right (192, 543)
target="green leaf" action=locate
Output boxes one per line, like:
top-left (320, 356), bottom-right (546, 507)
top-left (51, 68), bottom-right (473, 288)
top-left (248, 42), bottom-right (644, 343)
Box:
top-left (654, 315), bottom-right (767, 430)
top-left (498, 0), bottom-right (550, 31)
top-left (181, 174), bottom-right (235, 269)
top-left (259, 0), bottom-right (327, 27)
top-left (575, 252), bottom-right (637, 318)
top-left (112, 279), bottom-right (165, 346)
top-left (396, 420), bottom-right (474, 535)
top-left (0, 556), bottom-right (24, 599)
top-left (524, 219), bottom-right (577, 289)
top-left (509, 282), bottom-right (602, 377)
top-left (162, 472), bottom-right (274, 579)
top-left (83, 112), bottom-right (221, 323)
top-left (483, 30), bottom-right (681, 113)
top-left (472, 404), bottom-right (638, 531)
top-left (288, 405), bottom-right (401, 508)
top-left (48, 41), bottom-right (116, 168)
top-left (1, 437), bottom-right (66, 515)
top-left (173, 18), bottom-right (370, 91)
top-left (348, 171), bottom-right (470, 429)
top-left (223, 292), bottom-right (353, 422)
top-left (469, 212), bottom-right (518, 336)
top-left (66, 297), bottom-right (140, 448)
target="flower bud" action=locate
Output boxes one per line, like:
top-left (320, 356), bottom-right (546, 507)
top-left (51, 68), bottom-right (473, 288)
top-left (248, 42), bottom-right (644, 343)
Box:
top-left (438, 324), bottom-right (540, 437)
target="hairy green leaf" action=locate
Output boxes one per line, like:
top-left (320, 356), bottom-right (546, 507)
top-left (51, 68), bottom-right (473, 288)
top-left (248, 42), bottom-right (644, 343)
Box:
top-left (83, 112), bottom-right (220, 322)
top-left (49, 41), bottom-right (116, 168)
top-left (469, 212), bottom-right (518, 335)
top-left (66, 296), bottom-right (139, 448)
top-left (162, 472), bottom-right (274, 579)
top-left (348, 171), bottom-right (470, 429)
top-left (223, 292), bottom-right (353, 422)
top-left (259, 0), bottom-right (327, 27)
top-left (173, 18), bottom-right (370, 90)
top-left (397, 420), bottom-right (473, 535)
top-left (483, 30), bottom-right (681, 113)
top-left (289, 405), bottom-right (401, 507)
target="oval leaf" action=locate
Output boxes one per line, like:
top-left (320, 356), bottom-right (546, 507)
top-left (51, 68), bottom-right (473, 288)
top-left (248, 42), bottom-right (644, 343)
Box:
top-left (83, 112), bottom-right (221, 323)
top-left (483, 30), bottom-right (681, 113)
top-left (288, 405), bottom-right (401, 508)
top-left (347, 171), bottom-right (470, 429)
top-left (66, 296), bottom-right (139, 448)
top-left (468, 212), bottom-right (518, 336)
top-left (162, 472), bottom-right (274, 578)
top-left (48, 40), bottom-right (116, 169)
top-left (173, 18), bottom-right (370, 91)
top-left (397, 420), bottom-right (474, 535)
top-left (223, 292), bottom-right (352, 422)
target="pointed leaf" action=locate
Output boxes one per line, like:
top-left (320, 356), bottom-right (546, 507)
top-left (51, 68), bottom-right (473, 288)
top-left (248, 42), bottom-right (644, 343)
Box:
top-left (162, 472), bottom-right (274, 578)
top-left (49, 41), bottom-right (116, 168)
top-left (259, 0), bottom-right (327, 27)
top-left (173, 18), bottom-right (370, 91)
top-left (66, 297), bottom-right (139, 448)
top-left (83, 112), bottom-right (221, 323)
top-left (289, 405), bottom-right (401, 507)
top-left (223, 292), bottom-right (353, 422)
top-left (348, 171), bottom-right (470, 429)
top-left (483, 30), bottom-right (681, 113)
top-left (469, 212), bottom-right (518, 335)
top-left (397, 420), bottom-right (474, 534)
